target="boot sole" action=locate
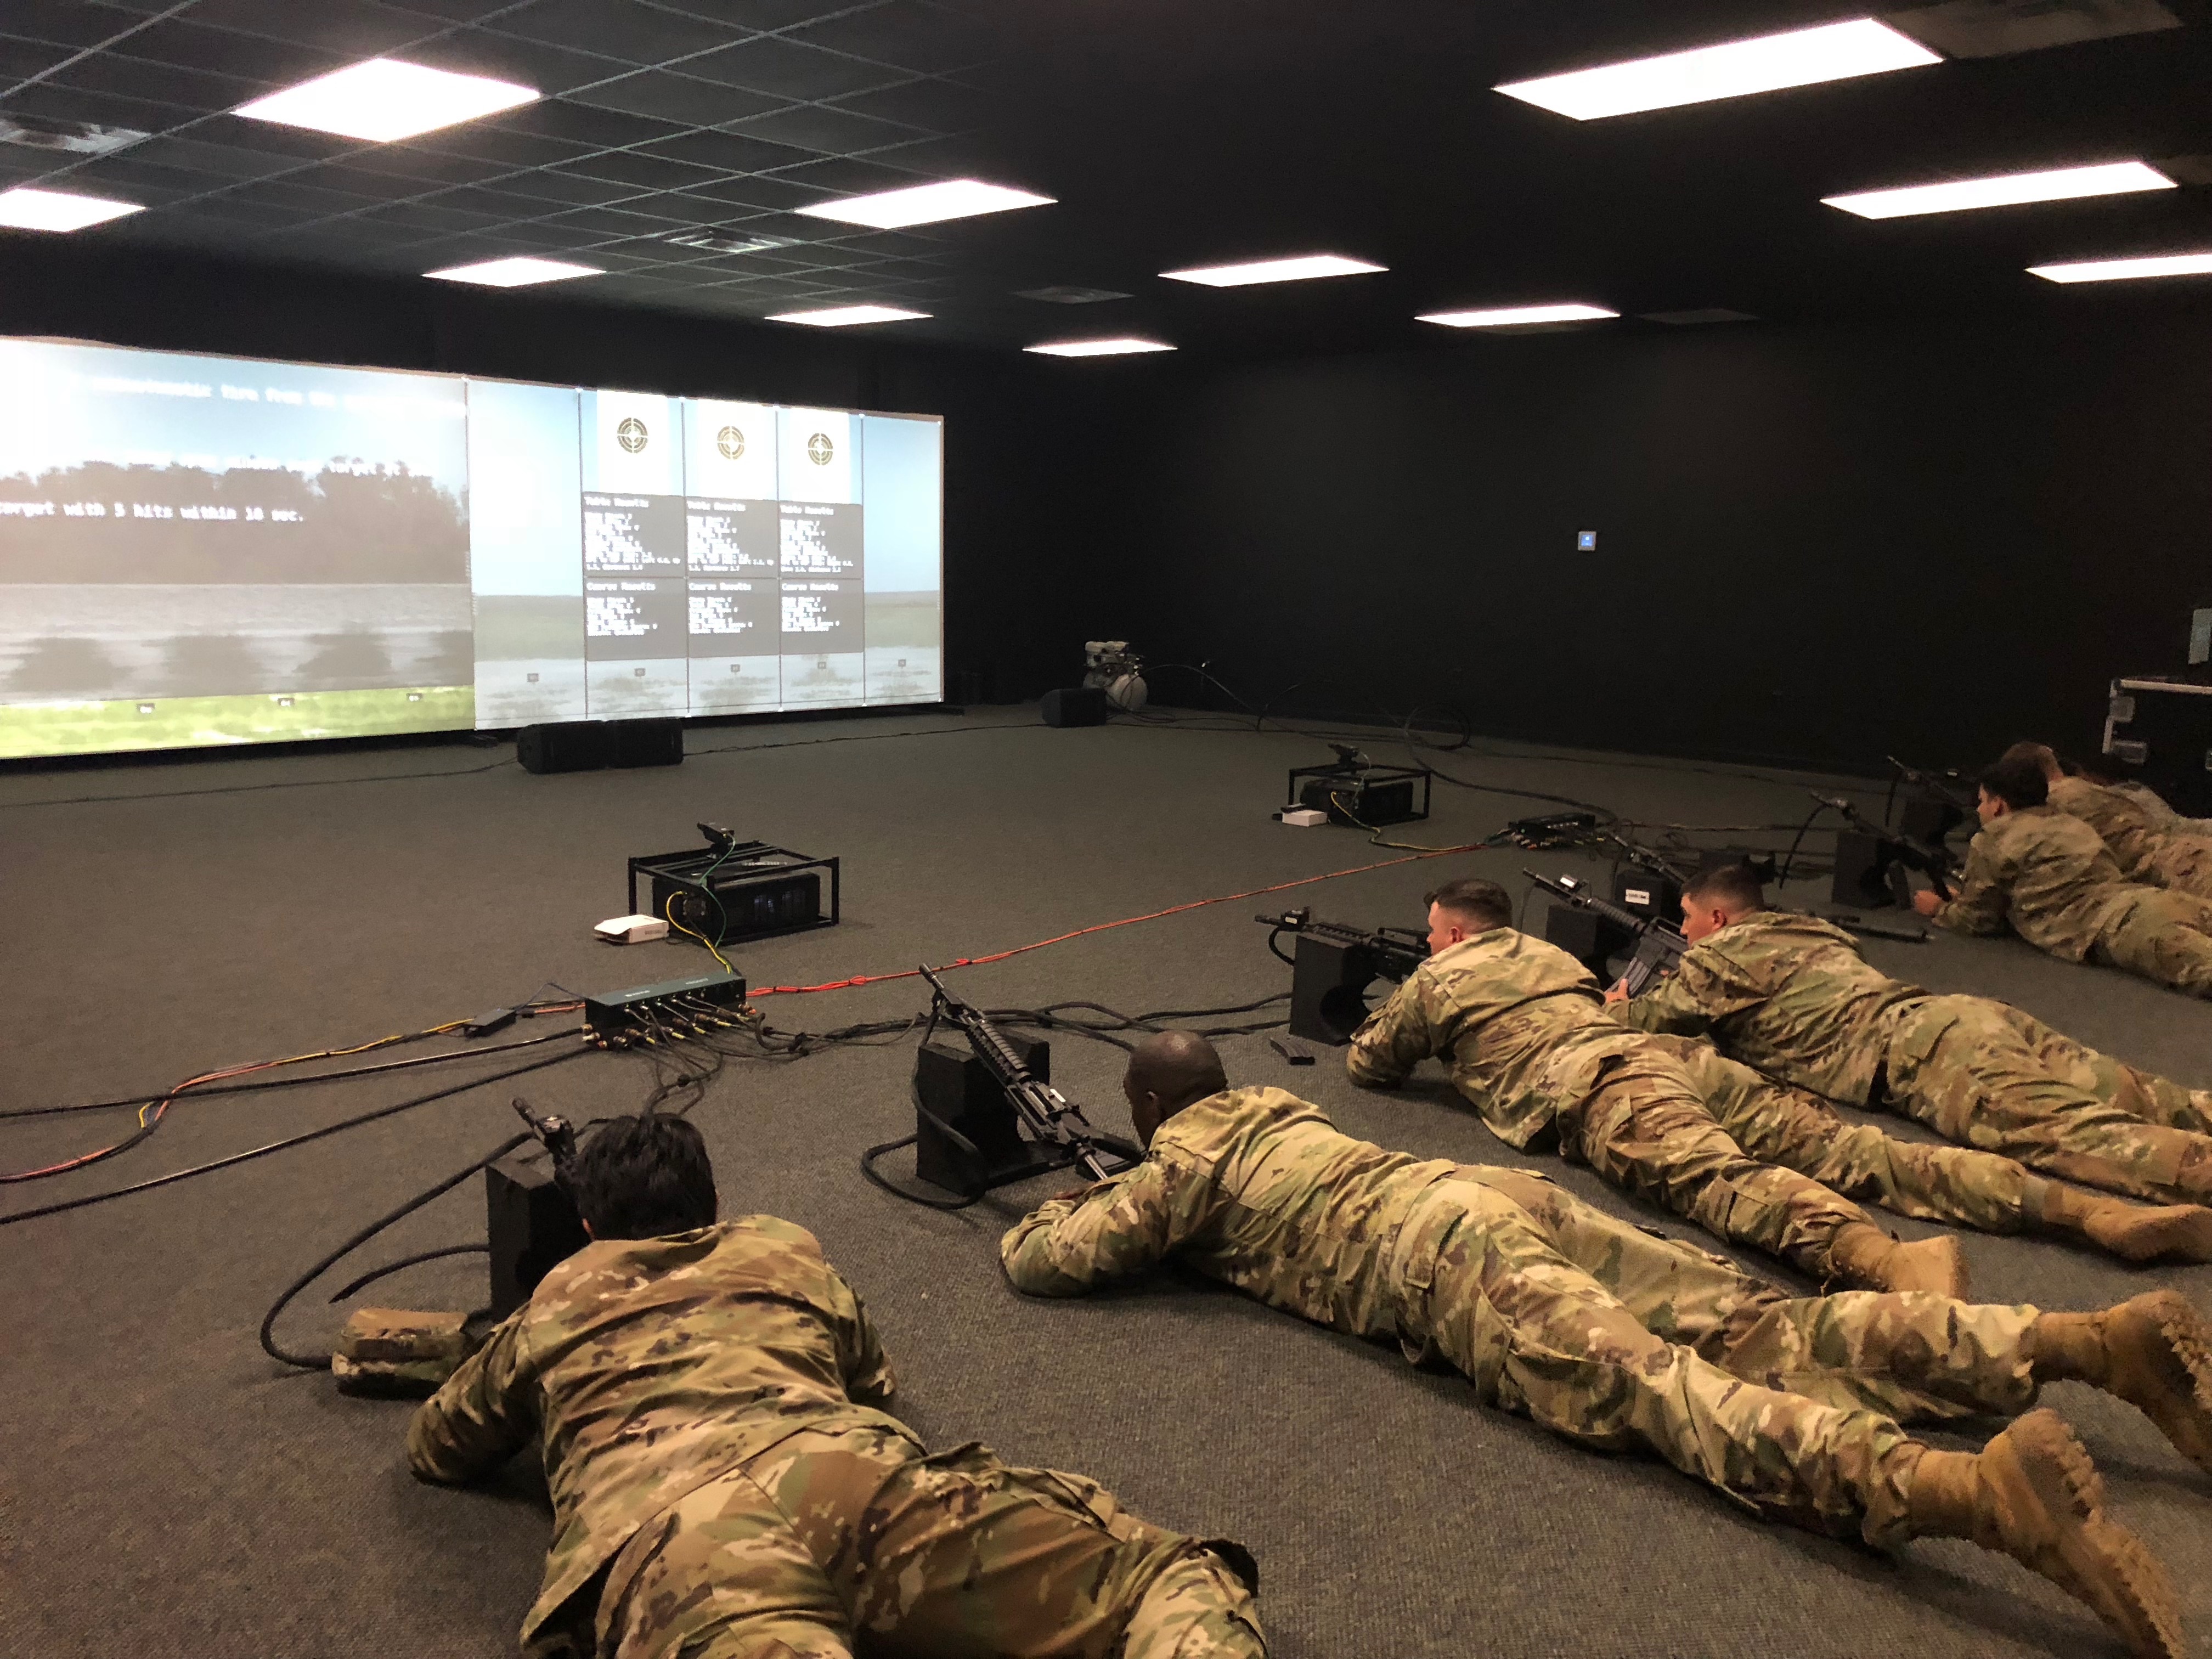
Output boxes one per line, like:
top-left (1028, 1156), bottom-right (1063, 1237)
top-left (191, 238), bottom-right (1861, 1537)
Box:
top-left (2119, 1290), bottom-right (2212, 1476)
top-left (2000, 1409), bottom-right (2186, 1659)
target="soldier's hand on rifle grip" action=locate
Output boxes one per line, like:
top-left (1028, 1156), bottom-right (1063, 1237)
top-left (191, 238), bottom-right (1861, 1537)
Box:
top-left (1603, 978), bottom-right (1631, 1006)
top-left (1910, 888), bottom-right (1944, 918)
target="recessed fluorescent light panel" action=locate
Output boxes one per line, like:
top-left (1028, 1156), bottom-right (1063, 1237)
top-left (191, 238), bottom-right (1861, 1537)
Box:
top-left (0, 187), bottom-right (143, 232)
top-left (1160, 255), bottom-right (1386, 287)
top-left (425, 256), bottom-right (600, 288)
top-left (2028, 252), bottom-right (2212, 283)
top-left (795, 179), bottom-right (1053, 229)
top-left (1495, 18), bottom-right (1940, 120)
top-left (1024, 338), bottom-right (1176, 357)
top-left (1418, 304), bottom-right (1618, 328)
top-left (234, 59), bottom-right (538, 143)
top-left (767, 305), bottom-right (932, 326)
top-left (1825, 160), bottom-right (2174, 218)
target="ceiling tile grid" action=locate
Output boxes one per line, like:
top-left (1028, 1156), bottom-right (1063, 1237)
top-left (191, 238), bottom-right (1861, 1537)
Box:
top-left (0, 2), bottom-right (2206, 354)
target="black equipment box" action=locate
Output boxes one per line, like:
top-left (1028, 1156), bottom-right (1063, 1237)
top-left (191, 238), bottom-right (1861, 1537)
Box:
top-left (1544, 902), bottom-right (1634, 979)
top-left (1831, 832), bottom-right (1908, 909)
top-left (584, 967), bottom-right (747, 1041)
top-left (2104, 677), bottom-right (2212, 816)
top-left (1285, 933), bottom-right (1416, 1043)
top-left (486, 1146), bottom-right (590, 1319)
top-left (1287, 760), bottom-right (1432, 827)
top-left (1041, 686), bottom-right (1109, 727)
top-left (1612, 867), bottom-right (1682, 924)
top-left (628, 841), bottom-right (839, 947)
top-left (914, 1034), bottom-right (1056, 1193)
top-left (518, 718), bottom-right (684, 774)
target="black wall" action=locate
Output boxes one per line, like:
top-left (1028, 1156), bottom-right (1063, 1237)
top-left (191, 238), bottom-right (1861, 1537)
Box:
top-left (1088, 300), bottom-right (2212, 773)
top-left (0, 240), bottom-right (1126, 708)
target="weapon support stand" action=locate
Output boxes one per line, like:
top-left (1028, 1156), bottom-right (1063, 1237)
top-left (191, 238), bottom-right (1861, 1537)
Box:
top-left (861, 1032), bottom-right (1142, 1209)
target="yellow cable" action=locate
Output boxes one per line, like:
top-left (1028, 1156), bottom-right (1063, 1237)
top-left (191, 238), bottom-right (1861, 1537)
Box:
top-left (665, 893), bottom-right (734, 973)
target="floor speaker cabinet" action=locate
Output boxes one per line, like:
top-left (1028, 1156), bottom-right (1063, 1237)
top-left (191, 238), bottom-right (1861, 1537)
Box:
top-left (518, 719), bottom-right (685, 774)
top-left (1830, 831), bottom-right (1904, 909)
top-left (1040, 686), bottom-right (1109, 727)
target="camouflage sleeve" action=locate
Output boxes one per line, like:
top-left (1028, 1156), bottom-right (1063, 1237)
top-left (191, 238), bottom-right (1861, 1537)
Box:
top-left (406, 1311), bottom-right (537, 1485)
top-left (1932, 834), bottom-right (2010, 935)
top-left (1344, 973), bottom-right (1438, 1088)
top-left (999, 1155), bottom-right (1210, 1296)
top-left (1610, 967), bottom-right (1709, 1035)
top-left (828, 1270), bottom-right (898, 1407)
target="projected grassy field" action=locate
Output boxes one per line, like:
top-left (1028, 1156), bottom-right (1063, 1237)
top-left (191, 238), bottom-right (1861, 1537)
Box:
top-left (0, 685), bottom-right (473, 759)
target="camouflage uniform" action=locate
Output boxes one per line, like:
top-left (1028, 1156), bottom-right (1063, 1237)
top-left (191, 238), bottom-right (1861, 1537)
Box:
top-left (1002, 1088), bottom-right (2042, 1547)
top-left (409, 1218), bottom-right (1263, 1659)
top-left (2115, 779), bottom-right (2212, 838)
top-left (1617, 910), bottom-right (2212, 1203)
top-left (1344, 927), bottom-right (1878, 1281)
top-left (1931, 803), bottom-right (2212, 996)
top-left (1656, 1034), bottom-right (2041, 1234)
top-left (2050, 774), bottom-right (2212, 899)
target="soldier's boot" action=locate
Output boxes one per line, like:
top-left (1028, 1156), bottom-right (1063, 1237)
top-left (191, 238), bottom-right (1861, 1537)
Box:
top-left (2030, 1291), bottom-right (2212, 1475)
top-left (1905, 1409), bottom-right (2185, 1659)
top-left (1828, 1221), bottom-right (1968, 1297)
top-left (2024, 1176), bottom-right (2212, 1264)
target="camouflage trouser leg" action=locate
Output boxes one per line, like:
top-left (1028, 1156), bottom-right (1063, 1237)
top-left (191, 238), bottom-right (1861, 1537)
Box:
top-left (1658, 1036), bottom-right (2033, 1234)
top-left (1986, 1002), bottom-right (2212, 1135)
top-left (1454, 1169), bottom-right (2038, 1425)
top-left (596, 1425), bottom-right (1265, 1659)
top-left (2147, 836), bottom-right (2212, 902)
top-left (1884, 998), bottom-right (2212, 1204)
top-left (1559, 1059), bottom-right (1870, 1281)
top-left (1403, 1178), bottom-right (1923, 1546)
top-left (2093, 889), bottom-right (2212, 997)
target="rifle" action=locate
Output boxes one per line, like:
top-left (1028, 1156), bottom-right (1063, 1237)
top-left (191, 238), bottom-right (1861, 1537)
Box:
top-left (511, 1096), bottom-right (577, 1174)
top-left (1523, 869), bottom-right (1688, 996)
top-left (918, 965), bottom-right (1131, 1184)
top-left (1813, 791), bottom-right (1957, 901)
top-left (1256, 907), bottom-right (1429, 981)
top-left (1886, 755), bottom-right (1976, 816)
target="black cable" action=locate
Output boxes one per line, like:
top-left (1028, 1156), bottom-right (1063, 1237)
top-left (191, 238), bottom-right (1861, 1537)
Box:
top-left (1, 1046), bottom-right (588, 1228)
top-left (326, 1243), bottom-right (489, 1304)
top-left (0, 1028), bottom-right (580, 1121)
top-left (1776, 801), bottom-right (1831, 888)
top-left (860, 1131), bottom-right (981, 1211)
top-left (0, 755), bottom-right (515, 810)
top-left (261, 1132), bottom-right (533, 1369)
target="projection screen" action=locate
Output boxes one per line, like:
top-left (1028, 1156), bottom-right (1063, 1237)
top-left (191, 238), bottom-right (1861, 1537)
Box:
top-left (0, 338), bottom-right (944, 759)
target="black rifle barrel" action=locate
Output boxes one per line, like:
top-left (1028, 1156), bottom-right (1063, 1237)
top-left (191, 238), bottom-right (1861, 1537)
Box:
top-left (1521, 868), bottom-right (1649, 935)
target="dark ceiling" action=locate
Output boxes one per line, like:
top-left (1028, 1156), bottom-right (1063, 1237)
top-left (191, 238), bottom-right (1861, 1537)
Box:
top-left (2, 0), bottom-right (2210, 359)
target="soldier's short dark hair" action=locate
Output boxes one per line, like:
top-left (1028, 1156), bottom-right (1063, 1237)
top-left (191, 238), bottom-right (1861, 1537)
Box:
top-left (569, 1113), bottom-right (718, 1240)
top-left (1979, 753), bottom-right (2049, 811)
top-left (1682, 860), bottom-right (1765, 912)
top-left (1424, 876), bottom-right (1511, 930)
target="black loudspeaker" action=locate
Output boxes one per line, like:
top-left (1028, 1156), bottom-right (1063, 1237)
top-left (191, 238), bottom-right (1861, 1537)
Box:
top-left (1286, 936), bottom-right (1389, 1045)
top-left (610, 719), bottom-right (684, 769)
top-left (518, 721), bottom-right (610, 774)
top-left (485, 1147), bottom-right (590, 1318)
top-left (1040, 686), bottom-right (1109, 727)
top-left (518, 719), bottom-right (684, 774)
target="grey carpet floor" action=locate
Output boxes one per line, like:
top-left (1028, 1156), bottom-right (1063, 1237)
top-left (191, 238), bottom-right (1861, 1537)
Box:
top-left (2, 711), bottom-right (2207, 1659)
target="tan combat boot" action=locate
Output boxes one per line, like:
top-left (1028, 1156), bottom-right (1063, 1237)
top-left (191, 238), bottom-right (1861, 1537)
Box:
top-left (1906, 1409), bottom-right (2184, 1659)
top-left (2031, 1290), bottom-right (2212, 1475)
top-left (1828, 1221), bottom-right (1968, 1297)
top-left (2028, 1177), bottom-right (2212, 1263)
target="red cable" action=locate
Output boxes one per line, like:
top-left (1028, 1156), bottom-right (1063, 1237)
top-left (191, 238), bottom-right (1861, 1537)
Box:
top-left (748, 840), bottom-right (1482, 997)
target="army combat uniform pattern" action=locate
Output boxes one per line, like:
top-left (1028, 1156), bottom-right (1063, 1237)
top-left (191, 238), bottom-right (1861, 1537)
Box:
top-left (1002, 1089), bottom-right (2044, 1547)
top-left (1617, 910), bottom-right (2212, 1204)
top-left (1344, 927), bottom-right (1879, 1280)
top-left (409, 1218), bottom-right (1262, 1659)
top-left (2049, 774), bottom-right (2212, 901)
top-left (1932, 803), bottom-right (2212, 998)
top-left (2115, 778), bottom-right (2212, 839)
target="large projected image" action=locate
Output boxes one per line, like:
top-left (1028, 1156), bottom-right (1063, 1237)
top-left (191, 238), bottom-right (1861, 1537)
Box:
top-left (0, 341), bottom-right (474, 757)
top-left (0, 339), bottom-right (945, 759)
